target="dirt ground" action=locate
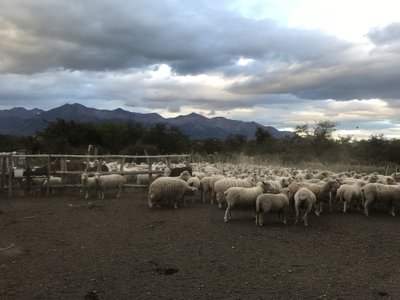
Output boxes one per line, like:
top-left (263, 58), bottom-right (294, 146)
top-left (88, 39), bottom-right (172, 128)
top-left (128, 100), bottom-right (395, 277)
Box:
top-left (1, 187), bottom-right (399, 300)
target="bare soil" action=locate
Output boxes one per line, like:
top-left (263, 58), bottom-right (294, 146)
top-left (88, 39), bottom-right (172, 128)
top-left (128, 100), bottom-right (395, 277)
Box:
top-left (1, 188), bottom-right (400, 299)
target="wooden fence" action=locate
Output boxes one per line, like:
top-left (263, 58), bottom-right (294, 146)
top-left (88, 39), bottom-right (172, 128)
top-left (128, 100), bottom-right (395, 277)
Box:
top-left (0, 153), bottom-right (192, 197)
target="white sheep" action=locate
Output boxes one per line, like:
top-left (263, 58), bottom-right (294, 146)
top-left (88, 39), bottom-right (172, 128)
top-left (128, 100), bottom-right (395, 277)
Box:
top-left (81, 172), bottom-right (98, 199)
top-left (294, 188), bottom-right (317, 226)
top-left (187, 176), bottom-right (201, 202)
top-left (223, 182), bottom-right (266, 222)
top-left (21, 177), bottom-right (47, 196)
top-left (214, 176), bottom-right (256, 208)
top-left (255, 188), bottom-right (291, 226)
top-left (148, 177), bottom-right (198, 209)
top-left (301, 179), bottom-right (340, 216)
top-left (336, 182), bottom-right (365, 214)
top-left (209, 175), bottom-right (226, 204)
top-left (262, 180), bottom-right (282, 194)
top-left (198, 175), bottom-right (223, 204)
top-left (43, 176), bottom-right (62, 195)
top-left (178, 170), bottom-right (191, 182)
top-left (192, 171), bottom-right (206, 180)
top-left (94, 174), bottom-right (126, 200)
top-left (361, 183), bottom-right (400, 217)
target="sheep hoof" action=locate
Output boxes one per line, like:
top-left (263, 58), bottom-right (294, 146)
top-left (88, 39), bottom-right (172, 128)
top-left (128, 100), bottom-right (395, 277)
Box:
top-left (224, 219), bottom-right (229, 223)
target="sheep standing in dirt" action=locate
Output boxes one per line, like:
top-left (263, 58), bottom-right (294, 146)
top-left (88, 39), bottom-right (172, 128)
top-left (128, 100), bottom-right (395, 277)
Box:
top-left (209, 175), bottom-right (226, 204)
top-left (294, 188), bottom-right (317, 226)
top-left (94, 174), bottom-right (126, 200)
top-left (301, 179), bottom-right (340, 216)
top-left (223, 182), bottom-right (266, 222)
top-left (361, 183), bottom-right (400, 217)
top-left (336, 182), bottom-right (365, 214)
top-left (214, 177), bottom-right (256, 208)
top-left (43, 176), bottom-right (62, 195)
top-left (148, 177), bottom-right (198, 209)
top-left (81, 173), bottom-right (98, 199)
top-left (255, 188), bottom-right (291, 226)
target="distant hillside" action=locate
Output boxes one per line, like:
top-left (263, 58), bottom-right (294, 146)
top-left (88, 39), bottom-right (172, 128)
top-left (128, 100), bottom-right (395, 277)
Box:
top-left (0, 103), bottom-right (293, 140)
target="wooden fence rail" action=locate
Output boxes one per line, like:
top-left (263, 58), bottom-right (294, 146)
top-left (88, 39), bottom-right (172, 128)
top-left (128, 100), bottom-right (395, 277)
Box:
top-left (0, 153), bottom-right (192, 198)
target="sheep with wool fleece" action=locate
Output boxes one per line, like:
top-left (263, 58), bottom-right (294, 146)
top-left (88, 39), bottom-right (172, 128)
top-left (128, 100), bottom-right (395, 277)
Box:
top-left (223, 182), bottom-right (267, 222)
top-left (187, 176), bottom-right (201, 202)
top-left (336, 181), bottom-right (365, 214)
top-left (199, 175), bottom-right (223, 204)
top-left (294, 187), bottom-right (317, 226)
top-left (148, 177), bottom-right (198, 209)
top-left (81, 172), bottom-right (98, 199)
top-left (255, 188), bottom-right (291, 226)
top-left (94, 173), bottom-right (126, 200)
top-left (21, 176), bottom-right (47, 197)
top-left (261, 180), bottom-right (282, 194)
top-left (192, 171), bottom-right (206, 180)
top-left (377, 176), bottom-right (397, 185)
top-left (301, 179), bottom-right (340, 216)
top-left (43, 176), bottom-right (63, 195)
top-left (209, 175), bottom-right (226, 205)
top-left (361, 183), bottom-right (400, 217)
top-left (177, 170), bottom-right (191, 182)
top-left (213, 176), bottom-right (256, 208)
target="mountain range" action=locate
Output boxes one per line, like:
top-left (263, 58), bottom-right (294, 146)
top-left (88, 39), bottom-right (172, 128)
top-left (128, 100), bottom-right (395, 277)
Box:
top-left (0, 103), bottom-right (292, 140)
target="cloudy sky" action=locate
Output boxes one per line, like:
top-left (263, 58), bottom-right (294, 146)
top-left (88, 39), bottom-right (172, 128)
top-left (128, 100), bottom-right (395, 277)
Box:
top-left (1, 0), bottom-right (400, 139)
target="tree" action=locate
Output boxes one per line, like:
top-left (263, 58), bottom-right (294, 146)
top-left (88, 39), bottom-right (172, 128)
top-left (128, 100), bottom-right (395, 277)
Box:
top-left (255, 127), bottom-right (272, 144)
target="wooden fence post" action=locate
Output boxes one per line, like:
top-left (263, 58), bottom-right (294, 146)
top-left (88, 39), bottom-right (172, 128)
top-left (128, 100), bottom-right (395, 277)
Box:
top-left (1, 156), bottom-right (6, 192)
top-left (8, 154), bottom-right (13, 198)
top-left (46, 155), bottom-right (51, 196)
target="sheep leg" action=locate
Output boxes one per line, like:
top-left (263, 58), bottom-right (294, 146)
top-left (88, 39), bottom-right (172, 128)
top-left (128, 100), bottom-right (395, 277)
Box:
top-left (343, 201), bottom-right (347, 214)
top-left (257, 212), bottom-right (264, 227)
top-left (224, 207), bottom-right (231, 222)
top-left (390, 205), bottom-right (396, 217)
top-left (295, 206), bottom-right (299, 225)
top-left (315, 203), bottom-right (321, 216)
top-left (363, 200), bottom-right (370, 217)
top-left (282, 212), bottom-right (287, 224)
top-left (84, 190), bottom-right (89, 199)
top-left (304, 209), bottom-right (309, 226)
top-left (116, 186), bottom-right (122, 199)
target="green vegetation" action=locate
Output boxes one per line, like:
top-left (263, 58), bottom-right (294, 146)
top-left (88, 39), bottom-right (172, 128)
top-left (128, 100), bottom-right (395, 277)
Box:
top-left (1, 119), bottom-right (400, 169)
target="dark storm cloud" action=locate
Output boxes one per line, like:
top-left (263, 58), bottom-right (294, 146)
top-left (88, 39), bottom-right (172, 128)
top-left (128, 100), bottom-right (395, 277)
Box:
top-left (0, 0), bottom-right (350, 75)
top-left (228, 50), bottom-right (400, 101)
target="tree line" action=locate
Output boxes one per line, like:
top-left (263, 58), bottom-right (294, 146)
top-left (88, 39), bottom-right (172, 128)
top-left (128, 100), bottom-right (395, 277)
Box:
top-left (1, 119), bottom-right (399, 165)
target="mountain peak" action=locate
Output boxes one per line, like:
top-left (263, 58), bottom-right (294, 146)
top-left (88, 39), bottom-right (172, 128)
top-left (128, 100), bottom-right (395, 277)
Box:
top-left (0, 104), bottom-right (293, 139)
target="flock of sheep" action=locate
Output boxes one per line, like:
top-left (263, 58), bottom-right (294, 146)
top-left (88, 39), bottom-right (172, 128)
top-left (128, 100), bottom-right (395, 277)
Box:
top-left (145, 162), bottom-right (400, 227)
top-left (22, 160), bottom-right (400, 226)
